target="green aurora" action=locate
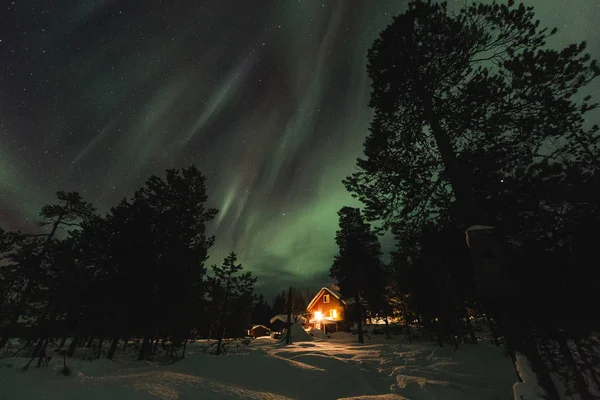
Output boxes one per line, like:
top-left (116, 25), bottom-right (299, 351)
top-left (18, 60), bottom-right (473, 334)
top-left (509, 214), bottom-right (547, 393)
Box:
top-left (1, 0), bottom-right (598, 297)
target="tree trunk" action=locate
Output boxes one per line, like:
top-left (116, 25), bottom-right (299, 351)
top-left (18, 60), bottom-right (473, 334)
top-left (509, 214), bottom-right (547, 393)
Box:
top-left (85, 335), bottom-right (94, 348)
top-left (32, 337), bottom-right (45, 358)
top-left (0, 334), bottom-right (8, 351)
top-left (138, 335), bottom-right (150, 361)
top-left (96, 337), bottom-right (104, 359)
top-left (421, 94), bottom-right (480, 226)
top-left (384, 317), bottom-right (391, 339)
top-left (35, 337), bottom-right (51, 367)
top-left (59, 336), bottom-right (68, 348)
top-left (67, 337), bottom-right (79, 357)
top-left (354, 290), bottom-right (364, 344)
top-left (181, 338), bottom-right (188, 359)
top-left (463, 307), bottom-right (477, 344)
top-left (122, 338), bottom-right (129, 352)
top-left (153, 337), bottom-right (160, 353)
top-left (107, 337), bottom-right (119, 360)
top-left (285, 287), bottom-right (293, 345)
top-left (448, 320), bottom-right (459, 350)
top-left (216, 268), bottom-right (234, 356)
top-left (402, 306), bottom-right (412, 343)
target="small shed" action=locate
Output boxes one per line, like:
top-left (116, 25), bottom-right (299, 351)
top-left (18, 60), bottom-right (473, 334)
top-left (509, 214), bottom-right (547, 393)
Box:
top-left (248, 325), bottom-right (270, 338)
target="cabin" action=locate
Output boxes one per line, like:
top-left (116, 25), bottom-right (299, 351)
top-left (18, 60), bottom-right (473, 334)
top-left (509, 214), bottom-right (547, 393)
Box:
top-left (306, 287), bottom-right (346, 333)
top-left (248, 325), bottom-right (270, 338)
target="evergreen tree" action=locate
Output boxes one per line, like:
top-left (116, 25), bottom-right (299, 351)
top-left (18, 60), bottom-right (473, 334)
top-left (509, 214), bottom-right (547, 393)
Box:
top-left (250, 294), bottom-right (272, 327)
top-left (210, 252), bottom-right (256, 355)
top-left (272, 291), bottom-right (287, 315)
top-left (345, 0), bottom-right (599, 233)
top-left (0, 191), bottom-right (95, 350)
top-left (343, 1), bottom-right (600, 396)
top-left (330, 207), bottom-right (383, 344)
top-left (128, 165), bottom-right (217, 360)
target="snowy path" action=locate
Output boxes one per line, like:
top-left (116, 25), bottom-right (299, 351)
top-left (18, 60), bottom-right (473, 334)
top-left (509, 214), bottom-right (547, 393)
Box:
top-left (0, 336), bottom-right (516, 399)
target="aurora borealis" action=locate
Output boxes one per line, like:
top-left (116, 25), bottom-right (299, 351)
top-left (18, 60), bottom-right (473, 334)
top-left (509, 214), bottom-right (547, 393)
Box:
top-left (1, 1), bottom-right (599, 297)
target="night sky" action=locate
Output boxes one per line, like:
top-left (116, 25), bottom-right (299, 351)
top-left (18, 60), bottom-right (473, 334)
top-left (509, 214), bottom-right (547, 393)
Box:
top-left (1, 1), bottom-right (599, 298)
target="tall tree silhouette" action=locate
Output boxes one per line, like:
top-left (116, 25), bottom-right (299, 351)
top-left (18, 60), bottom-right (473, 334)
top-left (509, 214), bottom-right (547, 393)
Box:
top-left (343, 1), bottom-right (600, 396)
top-left (130, 165), bottom-right (217, 360)
top-left (210, 252), bottom-right (256, 355)
top-left (330, 207), bottom-right (382, 344)
top-left (345, 0), bottom-right (599, 232)
top-left (250, 294), bottom-right (272, 327)
top-left (0, 191), bottom-right (95, 350)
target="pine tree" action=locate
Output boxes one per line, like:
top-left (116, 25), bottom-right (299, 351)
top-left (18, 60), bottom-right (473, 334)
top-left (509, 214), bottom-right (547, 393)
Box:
top-left (250, 294), bottom-right (272, 326)
top-left (345, 0), bottom-right (599, 233)
top-left (343, 1), bottom-right (599, 395)
top-left (128, 166), bottom-right (217, 360)
top-left (330, 207), bottom-right (383, 344)
top-left (210, 252), bottom-right (256, 355)
top-left (0, 192), bottom-right (95, 350)
top-left (272, 291), bottom-right (287, 315)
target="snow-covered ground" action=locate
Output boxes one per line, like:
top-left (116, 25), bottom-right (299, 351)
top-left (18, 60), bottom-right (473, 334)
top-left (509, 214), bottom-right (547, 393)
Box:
top-left (0, 333), bottom-right (517, 400)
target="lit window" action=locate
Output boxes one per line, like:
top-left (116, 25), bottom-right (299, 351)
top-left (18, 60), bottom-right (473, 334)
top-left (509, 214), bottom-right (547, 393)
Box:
top-left (330, 309), bottom-right (337, 318)
top-left (323, 294), bottom-right (330, 303)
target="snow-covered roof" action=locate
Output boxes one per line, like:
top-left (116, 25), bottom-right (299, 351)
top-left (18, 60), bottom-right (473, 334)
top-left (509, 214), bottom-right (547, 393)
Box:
top-left (250, 325), bottom-right (269, 331)
top-left (306, 287), bottom-right (345, 311)
top-left (270, 314), bottom-right (307, 324)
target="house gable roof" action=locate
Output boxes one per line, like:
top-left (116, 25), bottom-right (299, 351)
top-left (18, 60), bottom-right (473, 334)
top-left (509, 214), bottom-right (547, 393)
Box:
top-left (306, 287), bottom-right (345, 311)
top-left (250, 325), bottom-right (269, 331)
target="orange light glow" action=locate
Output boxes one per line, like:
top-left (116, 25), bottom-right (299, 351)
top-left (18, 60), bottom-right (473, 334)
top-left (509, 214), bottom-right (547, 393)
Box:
top-left (314, 311), bottom-right (323, 320)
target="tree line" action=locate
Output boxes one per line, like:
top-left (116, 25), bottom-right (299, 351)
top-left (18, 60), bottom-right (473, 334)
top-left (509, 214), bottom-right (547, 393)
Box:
top-left (330, 1), bottom-right (600, 399)
top-left (0, 166), bottom-right (259, 364)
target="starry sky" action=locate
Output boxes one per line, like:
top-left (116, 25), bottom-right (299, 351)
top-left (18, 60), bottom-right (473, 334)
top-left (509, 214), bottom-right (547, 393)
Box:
top-left (1, 0), bottom-right (599, 299)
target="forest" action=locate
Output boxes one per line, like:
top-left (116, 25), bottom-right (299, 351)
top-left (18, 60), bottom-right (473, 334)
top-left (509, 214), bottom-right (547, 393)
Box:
top-left (2, 1), bottom-right (600, 398)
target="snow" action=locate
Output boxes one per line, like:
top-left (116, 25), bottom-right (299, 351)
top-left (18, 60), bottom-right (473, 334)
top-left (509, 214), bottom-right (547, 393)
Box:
top-left (512, 352), bottom-right (546, 400)
top-left (279, 322), bottom-right (314, 343)
top-left (307, 327), bottom-right (328, 339)
top-left (269, 314), bottom-right (307, 325)
top-left (0, 335), bottom-right (518, 399)
top-left (250, 325), bottom-right (269, 331)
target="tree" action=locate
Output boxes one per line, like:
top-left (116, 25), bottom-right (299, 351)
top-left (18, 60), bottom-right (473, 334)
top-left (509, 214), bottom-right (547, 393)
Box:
top-left (362, 262), bottom-right (394, 339)
top-left (343, 2), bottom-right (600, 396)
top-left (210, 252), bottom-right (256, 355)
top-left (0, 191), bottom-right (95, 350)
top-left (330, 207), bottom-right (383, 344)
top-left (345, 0), bottom-right (599, 233)
top-left (128, 165), bottom-right (217, 360)
top-left (250, 294), bottom-right (272, 327)
top-left (272, 291), bottom-right (287, 315)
